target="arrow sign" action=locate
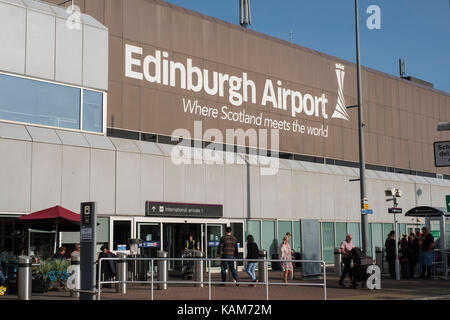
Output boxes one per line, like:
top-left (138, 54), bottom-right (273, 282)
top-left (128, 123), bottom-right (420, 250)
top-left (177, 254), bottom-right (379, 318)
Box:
top-left (152, 206), bottom-right (156, 212)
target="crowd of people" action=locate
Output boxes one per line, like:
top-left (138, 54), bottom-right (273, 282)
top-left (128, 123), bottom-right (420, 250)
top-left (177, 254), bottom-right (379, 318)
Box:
top-left (385, 227), bottom-right (435, 279)
top-left (338, 226), bottom-right (437, 288)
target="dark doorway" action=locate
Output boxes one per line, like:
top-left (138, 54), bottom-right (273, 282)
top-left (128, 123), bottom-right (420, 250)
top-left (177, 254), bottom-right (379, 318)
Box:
top-left (163, 223), bottom-right (202, 272)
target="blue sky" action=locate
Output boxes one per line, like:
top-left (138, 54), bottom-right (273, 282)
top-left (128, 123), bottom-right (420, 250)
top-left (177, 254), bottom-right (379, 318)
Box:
top-left (164, 0), bottom-right (450, 94)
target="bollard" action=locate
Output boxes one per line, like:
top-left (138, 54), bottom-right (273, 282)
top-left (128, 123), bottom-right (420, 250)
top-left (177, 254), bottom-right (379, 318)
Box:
top-left (334, 248), bottom-right (342, 277)
top-left (258, 249), bottom-right (267, 283)
top-left (375, 247), bottom-right (383, 273)
top-left (194, 250), bottom-right (204, 287)
top-left (157, 251), bottom-right (168, 290)
top-left (69, 255), bottom-right (80, 298)
top-left (17, 255), bottom-right (32, 300)
top-left (116, 253), bottom-right (127, 294)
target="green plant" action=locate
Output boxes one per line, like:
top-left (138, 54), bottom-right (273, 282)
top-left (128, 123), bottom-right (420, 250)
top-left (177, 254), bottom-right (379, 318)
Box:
top-left (37, 259), bottom-right (54, 279)
top-left (53, 259), bottom-right (70, 273)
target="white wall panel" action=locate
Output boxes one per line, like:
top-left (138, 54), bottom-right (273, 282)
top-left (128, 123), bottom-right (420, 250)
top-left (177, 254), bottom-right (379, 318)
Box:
top-left (185, 164), bottom-right (206, 203)
top-left (248, 165), bottom-right (261, 219)
top-left (276, 169), bottom-right (292, 219)
top-left (0, 138), bottom-right (31, 212)
top-left (205, 164), bottom-right (225, 206)
top-left (26, 10), bottom-right (55, 79)
top-left (61, 146), bottom-right (90, 212)
top-left (55, 17), bottom-right (82, 85)
top-left (140, 154), bottom-right (164, 213)
top-left (305, 172), bottom-right (321, 220)
top-left (116, 151), bottom-right (141, 215)
top-left (259, 170), bottom-right (277, 219)
top-left (83, 25), bottom-right (108, 90)
top-left (291, 171), bottom-right (308, 220)
top-left (333, 175), bottom-right (348, 221)
top-left (320, 174), bottom-right (335, 220)
top-left (90, 149), bottom-right (115, 215)
top-left (224, 164), bottom-right (245, 218)
top-left (30, 142), bottom-right (62, 211)
top-left (163, 158), bottom-right (185, 202)
top-left (0, 2), bottom-right (26, 74)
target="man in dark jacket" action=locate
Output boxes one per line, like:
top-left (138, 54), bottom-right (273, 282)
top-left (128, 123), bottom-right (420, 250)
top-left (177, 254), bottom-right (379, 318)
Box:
top-left (245, 234), bottom-right (259, 286)
top-left (98, 244), bottom-right (116, 287)
top-left (420, 227), bottom-right (435, 279)
top-left (217, 227), bottom-right (239, 285)
top-left (407, 233), bottom-right (419, 278)
top-left (385, 231), bottom-right (396, 279)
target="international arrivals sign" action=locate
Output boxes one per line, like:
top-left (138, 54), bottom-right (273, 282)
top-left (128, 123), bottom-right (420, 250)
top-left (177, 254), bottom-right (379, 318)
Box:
top-left (125, 44), bottom-right (350, 140)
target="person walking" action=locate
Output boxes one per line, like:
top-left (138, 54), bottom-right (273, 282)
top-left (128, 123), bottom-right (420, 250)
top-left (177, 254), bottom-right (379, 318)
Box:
top-left (407, 233), bottom-right (419, 278)
top-left (217, 227), bottom-right (239, 286)
top-left (385, 231), bottom-right (396, 279)
top-left (420, 227), bottom-right (435, 279)
top-left (280, 236), bottom-right (293, 283)
top-left (245, 235), bottom-right (259, 287)
top-left (52, 247), bottom-right (67, 260)
top-left (338, 234), bottom-right (355, 287)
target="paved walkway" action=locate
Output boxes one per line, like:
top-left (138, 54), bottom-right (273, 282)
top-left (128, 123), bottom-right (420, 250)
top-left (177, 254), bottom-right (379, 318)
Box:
top-left (2, 270), bottom-right (450, 301)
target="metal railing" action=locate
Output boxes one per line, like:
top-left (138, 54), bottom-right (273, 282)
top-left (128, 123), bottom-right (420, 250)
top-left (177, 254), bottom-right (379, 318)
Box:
top-left (432, 248), bottom-right (449, 279)
top-left (97, 257), bottom-right (327, 301)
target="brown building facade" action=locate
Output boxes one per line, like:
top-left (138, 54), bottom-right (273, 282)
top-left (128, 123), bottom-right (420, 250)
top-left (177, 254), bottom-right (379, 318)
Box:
top-left (45, 0), bottom-right (450, 176)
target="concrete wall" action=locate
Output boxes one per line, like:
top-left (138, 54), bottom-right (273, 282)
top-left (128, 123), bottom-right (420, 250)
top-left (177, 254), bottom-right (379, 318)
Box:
top-left (1, 122), bottom-right (450, 225)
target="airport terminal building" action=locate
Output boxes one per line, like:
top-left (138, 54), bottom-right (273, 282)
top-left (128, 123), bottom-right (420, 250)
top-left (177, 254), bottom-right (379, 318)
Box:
top-left (1, 0), bottom-right (450, 267)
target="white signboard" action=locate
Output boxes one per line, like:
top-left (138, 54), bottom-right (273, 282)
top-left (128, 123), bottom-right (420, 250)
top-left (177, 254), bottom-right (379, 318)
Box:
top-left (434, 141), bottom-right (450, 167)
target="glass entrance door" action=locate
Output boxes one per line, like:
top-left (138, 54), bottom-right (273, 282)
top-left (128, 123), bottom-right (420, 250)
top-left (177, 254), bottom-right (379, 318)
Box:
top-left (137, 222), bottom-right (160, 278)
top-left (207, 224), bottom-right (225, 267)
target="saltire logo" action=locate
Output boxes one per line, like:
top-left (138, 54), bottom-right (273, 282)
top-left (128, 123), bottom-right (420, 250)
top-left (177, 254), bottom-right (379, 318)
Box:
top-left (331, 63), bottom-right (350, 121)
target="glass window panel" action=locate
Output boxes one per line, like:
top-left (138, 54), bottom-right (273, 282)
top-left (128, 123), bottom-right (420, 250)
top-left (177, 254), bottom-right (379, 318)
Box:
top-left (321, 222), bottom-right (335, 263)
top-left (293, 221), bottom-right (301, 253)
top-left (383, 223), bottom-right (394, 242)
top-left (261, 220), bottom-right (276, 257)
top-left (113, 220), bottom-right (131, 251)
top-left (246, 220), bottom-right (261, 248)
top-left (0, 73), bottom-right (80, 129)
top-left (277, 221), bottom-right (292, 247)
top-left (400, 224), bottom-right (407, 238)
top-left (61, 216), bottom-right (109, 244)
top-left (348, 223), bottom-right (360, 247)
top-left (82, 89), bottom-right (103, 132)
top-left (335, 222), bottom-right (347, 247)
top-left (372, 223), bottom-right (383, 250)
top-left (368, 223), bottom-right (373, 257)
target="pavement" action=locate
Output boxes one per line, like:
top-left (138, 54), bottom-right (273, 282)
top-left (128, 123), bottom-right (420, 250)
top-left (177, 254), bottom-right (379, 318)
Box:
top-left (2, 269), bottom-right (450, 301)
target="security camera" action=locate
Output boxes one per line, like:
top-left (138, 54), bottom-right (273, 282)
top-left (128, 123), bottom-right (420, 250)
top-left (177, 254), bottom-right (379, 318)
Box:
top-left (385, 188), bottom-right (401, 198)
top-left (385, 188), bottom-right (395, 197)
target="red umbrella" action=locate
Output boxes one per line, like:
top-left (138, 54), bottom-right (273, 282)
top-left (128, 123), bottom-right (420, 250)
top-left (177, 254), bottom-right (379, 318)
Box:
top-left (18, 205), bottom-right (80, 232)
top-left (18, 206), bottom-right (80, 254)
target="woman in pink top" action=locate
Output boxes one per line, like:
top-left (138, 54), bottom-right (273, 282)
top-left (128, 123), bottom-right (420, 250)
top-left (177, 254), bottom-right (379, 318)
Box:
top-left (280, 236), bottom-right (294, 283)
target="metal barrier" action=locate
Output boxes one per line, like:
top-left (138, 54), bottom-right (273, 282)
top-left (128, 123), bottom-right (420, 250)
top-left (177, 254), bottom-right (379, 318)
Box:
top-left (432, 248), bottom-right (449, 279)
top-left (97, 256), bottom-right (327, 301)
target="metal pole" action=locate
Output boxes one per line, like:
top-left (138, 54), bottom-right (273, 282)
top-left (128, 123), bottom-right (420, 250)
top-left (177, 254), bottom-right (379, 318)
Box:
top-left (323, 262), bottom-right (327, 300)
top-left (208, 260), bottom-right (211, 300)
top-left (17, 255), bottom-right (32, 300)
top-left (394, 198), bottom-right (400, 280)
top-left (265, 260), bottom-right (268, 300)
top-left (151, 259), bottom-right (154, 300)
top-left (355, 0), bottom-right (369, 256)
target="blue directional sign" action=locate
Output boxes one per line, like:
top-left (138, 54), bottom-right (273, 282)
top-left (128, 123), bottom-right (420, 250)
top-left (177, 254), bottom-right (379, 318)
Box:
top-left (362, 209), bottom-right (374, 215)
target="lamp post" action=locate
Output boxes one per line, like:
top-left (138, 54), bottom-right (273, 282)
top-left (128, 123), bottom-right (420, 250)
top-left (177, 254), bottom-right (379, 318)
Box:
top-left (354, 0), bottom-right (369, 257)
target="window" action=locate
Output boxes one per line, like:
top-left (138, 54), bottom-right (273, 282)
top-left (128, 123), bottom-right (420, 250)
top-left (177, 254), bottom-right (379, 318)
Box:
top-left (335, 222), bottom-right (347, 247)
top-left (371, 223), bottom-right (383, 251)
top-left (321, 222), bottom-right (335, 264)
top-left (383, 223), bottom-right (394, 242)
top-left (277, 221), bottom-right (292, 247)
top-left (368, 223), bottom-right (373, 257)
top-left (348, 223), bottom-right (360, 247)
top-left (293, 221), bottom-right (301, 253)
top-left (0, 72), bottom-right (104, 133)
top-left (246, 220), bottom-right (261, 247)
top-left (113, 220), bottom-right (131, 251)
top-left (83, 89), bottom-right (103, 133)
top-left (261, 220), bottom-right (276, 257)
